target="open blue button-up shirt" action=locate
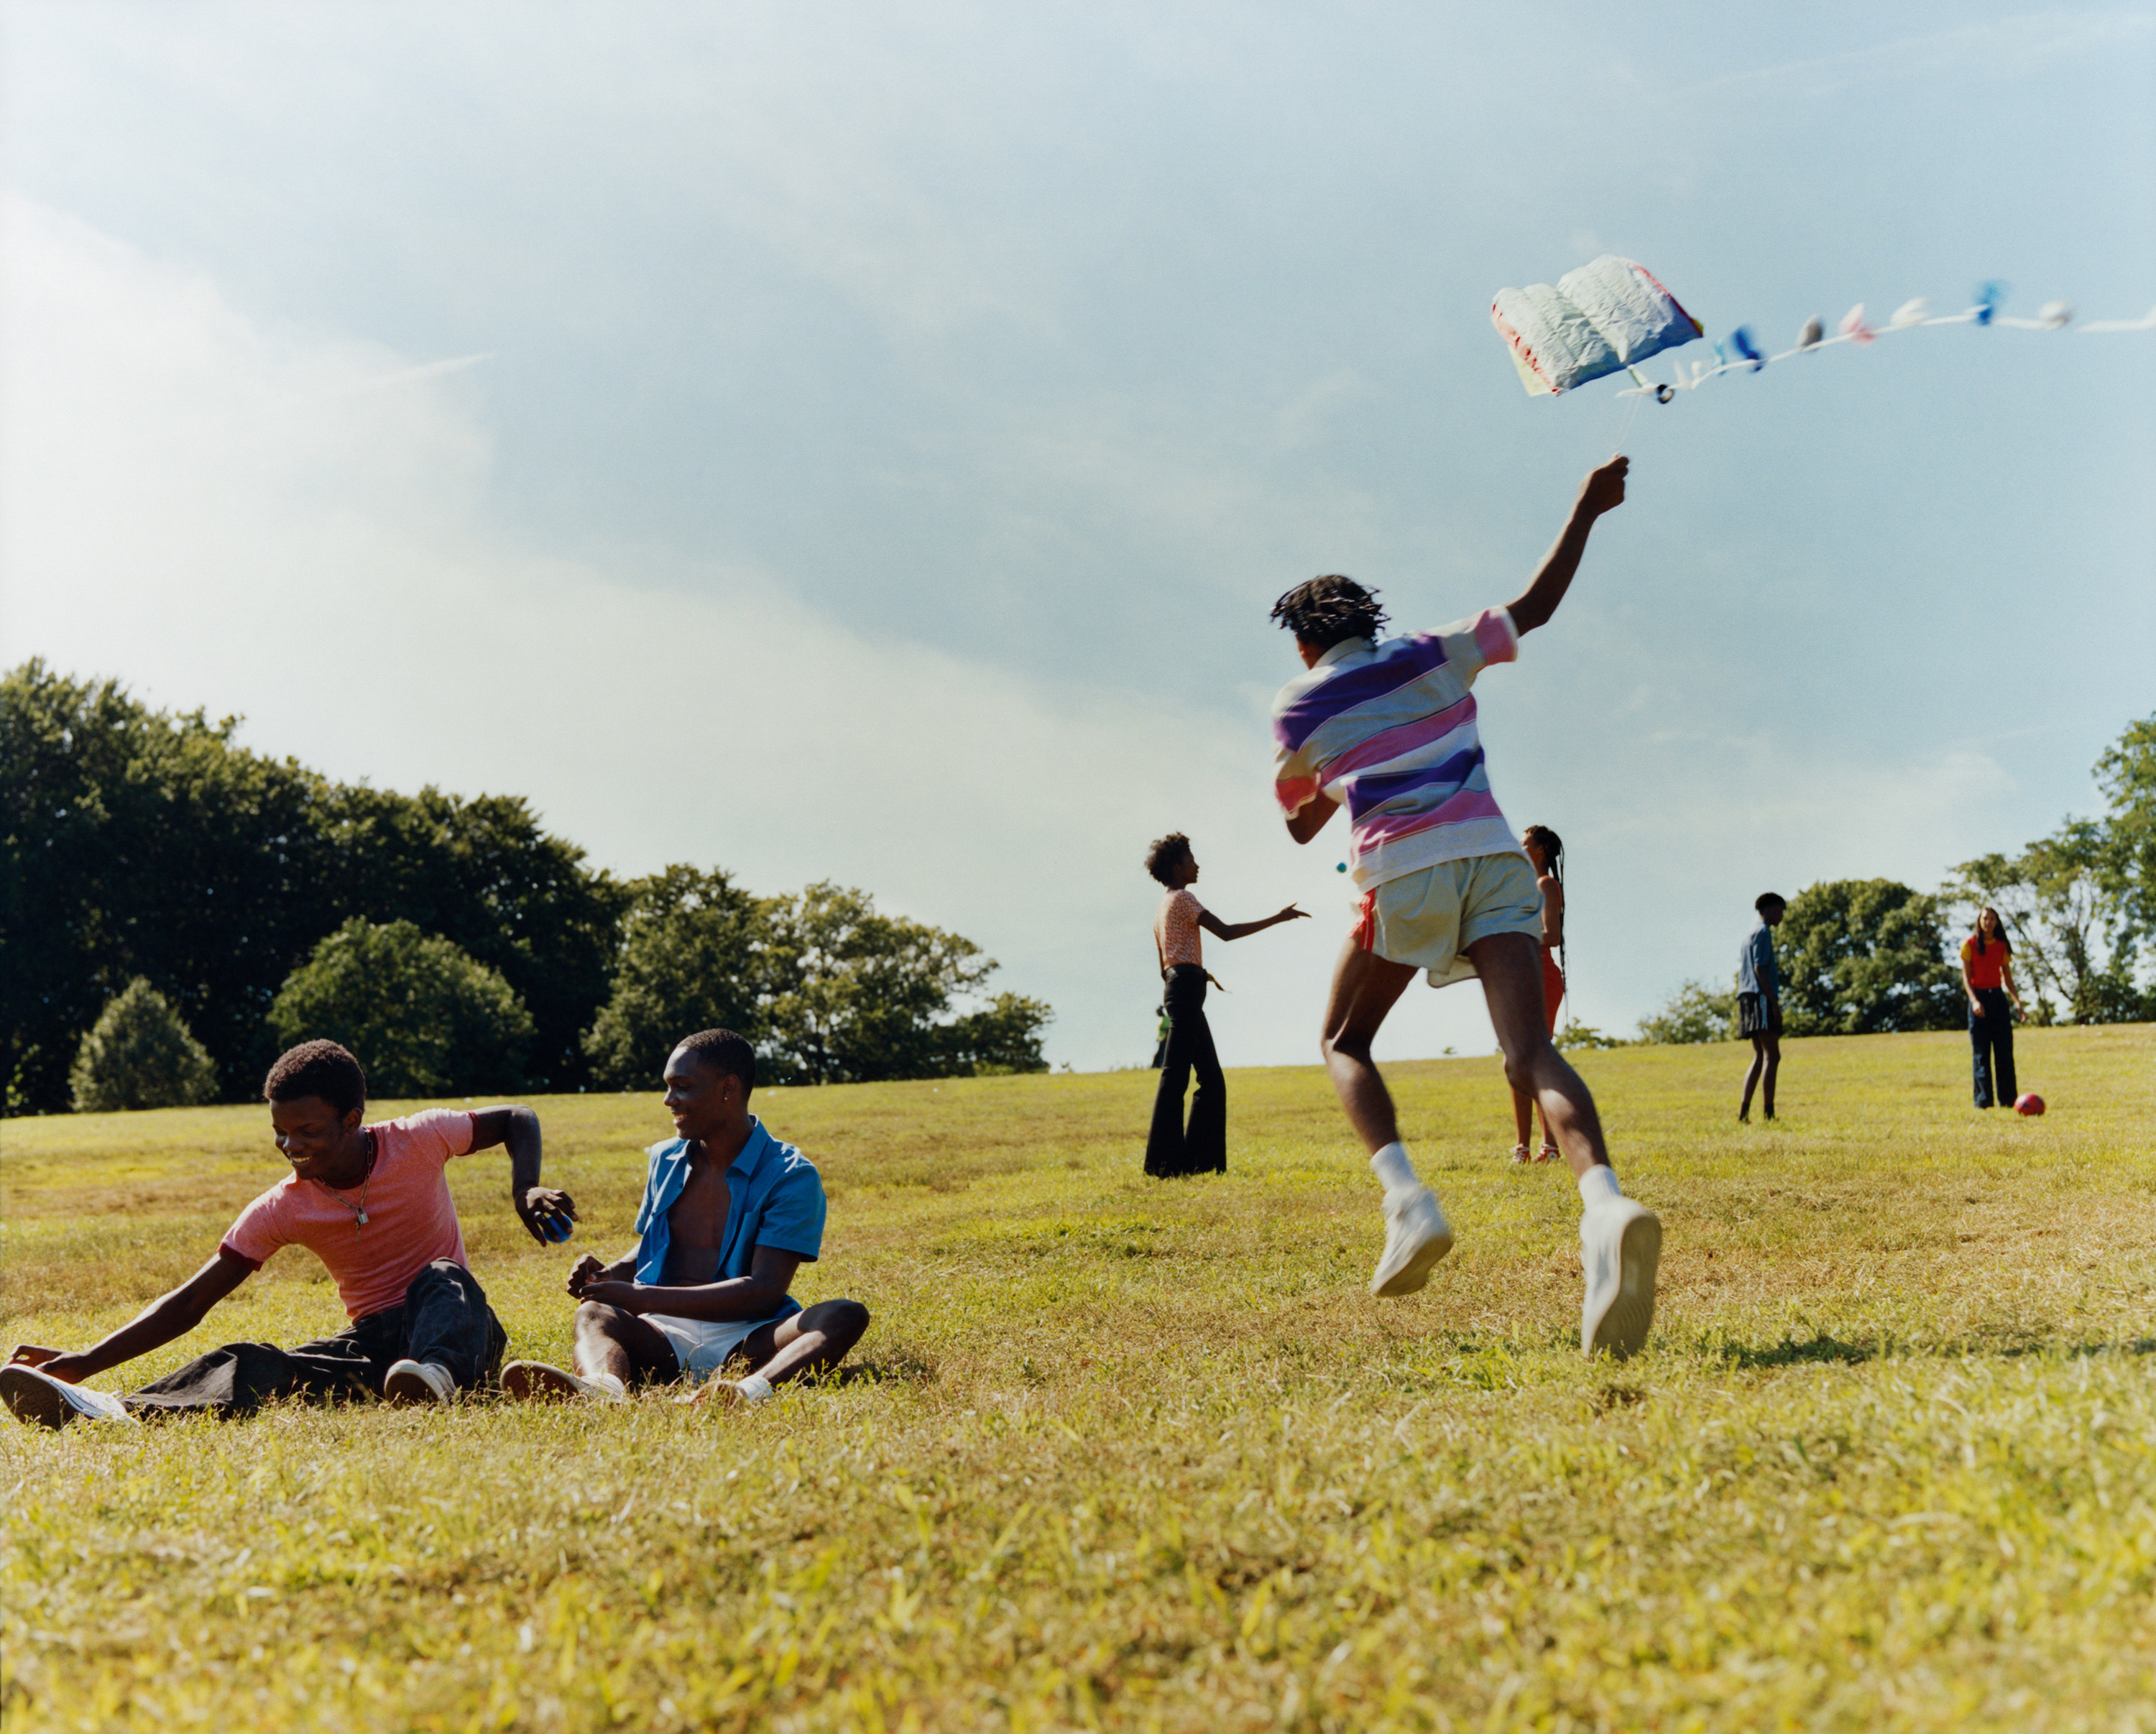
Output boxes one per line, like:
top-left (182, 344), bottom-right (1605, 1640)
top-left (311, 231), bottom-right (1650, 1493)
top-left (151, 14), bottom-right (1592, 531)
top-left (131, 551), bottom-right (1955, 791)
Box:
top-left (631, 1116), bottom-right (826, 1322)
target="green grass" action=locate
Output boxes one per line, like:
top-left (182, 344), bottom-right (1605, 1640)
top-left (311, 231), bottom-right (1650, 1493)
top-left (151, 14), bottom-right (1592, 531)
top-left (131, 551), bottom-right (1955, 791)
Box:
top-left (4, 1027), bottom-right (2154, 1731)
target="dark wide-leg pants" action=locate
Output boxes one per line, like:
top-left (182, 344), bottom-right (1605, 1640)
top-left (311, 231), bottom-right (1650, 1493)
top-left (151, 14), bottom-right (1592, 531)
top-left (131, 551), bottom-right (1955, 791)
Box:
top-left (1969, 987), bottom-right (2017, 1109)
top-left (124, 1259), bottom-right (507, 1419)
top-left (1146, 963), bottom-right (1226, 1177)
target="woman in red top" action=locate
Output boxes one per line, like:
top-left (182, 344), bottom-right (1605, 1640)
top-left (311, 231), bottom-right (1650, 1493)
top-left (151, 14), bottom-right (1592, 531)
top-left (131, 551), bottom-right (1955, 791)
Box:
top-left (1961, 906), bottom-right (2024, 1109)
top-left (1508, 826), bottom-right (1567, 1163)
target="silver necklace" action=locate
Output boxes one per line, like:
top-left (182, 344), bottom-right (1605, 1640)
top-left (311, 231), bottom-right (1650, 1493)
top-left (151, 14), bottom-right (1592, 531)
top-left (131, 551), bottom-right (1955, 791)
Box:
top-left (313, 1131), bottom-right (377, 1233)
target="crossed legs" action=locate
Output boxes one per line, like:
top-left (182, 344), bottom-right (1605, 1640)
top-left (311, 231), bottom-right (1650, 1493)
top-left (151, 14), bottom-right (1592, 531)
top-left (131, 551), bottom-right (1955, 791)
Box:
top-left (570, 1298), bottom-right (872, 1402)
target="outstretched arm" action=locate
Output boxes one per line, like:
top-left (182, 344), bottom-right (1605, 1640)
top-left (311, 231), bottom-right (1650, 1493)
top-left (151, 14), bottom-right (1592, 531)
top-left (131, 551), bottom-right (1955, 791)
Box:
top-left (7, 1248), bottom-right (254, 1383)
top-left (1199, 904), bottom-right (1312, 941)
top-left (1506, 456), bottom-right (1628, 635)
top-left (575, 1245), bottom-right (804, 1324)
top-left (469, 1105), bottom-right (578, 1245)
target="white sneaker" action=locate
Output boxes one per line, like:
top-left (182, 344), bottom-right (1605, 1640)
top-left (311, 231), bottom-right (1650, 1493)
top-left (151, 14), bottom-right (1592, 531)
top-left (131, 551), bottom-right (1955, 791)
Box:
top-left (1370, 1185), bottom-right (1454, 1297)
top-left (0, 1365), bottom-right (137, 1430)
top-left (382, 1359), bottom-right (457, 1406)
top-left (1580, 1198), bottom-right (1662, 1360)
top-left (500, 1360), bottom-right (625, 1403)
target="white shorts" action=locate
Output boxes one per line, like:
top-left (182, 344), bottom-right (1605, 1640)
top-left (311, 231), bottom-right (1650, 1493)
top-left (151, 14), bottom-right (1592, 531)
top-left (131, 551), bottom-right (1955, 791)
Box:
top-left (1351, 852), bottom-right (1542, 989)
top-left (645, 1311), bottom-right (783, 1381)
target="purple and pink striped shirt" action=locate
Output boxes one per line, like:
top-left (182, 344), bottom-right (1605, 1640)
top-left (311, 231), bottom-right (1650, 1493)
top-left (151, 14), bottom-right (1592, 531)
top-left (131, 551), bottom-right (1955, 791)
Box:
top-left (1271, 609), bottom-right (1524, 889)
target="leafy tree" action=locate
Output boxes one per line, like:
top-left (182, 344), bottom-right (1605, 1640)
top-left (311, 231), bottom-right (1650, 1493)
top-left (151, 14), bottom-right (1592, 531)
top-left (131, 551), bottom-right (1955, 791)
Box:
top-left (1636, 979), bottom-right (1736, 1045)
top-left (760, 882), bottom-right (1044, 1084)
top-left (2093, 712), bottom-right (2155, 948)
top-left (68, 978), bottom-right (218, 1112)
top-left (268, 919), bottom-right (535, 1098)
top-left (1948, 826), bottom-right (2145, 1025)
top-left (1554, 1020), bottom-right (1629, 1051)
top-left (1775, 880), bottom-right (1961, 1036)
top-left (3, 661), bottom-right (625, 1112)
top-left (582, 867), bottom-right (770, 1090)
top-left (931, 992), bottom-right (1054, 1075)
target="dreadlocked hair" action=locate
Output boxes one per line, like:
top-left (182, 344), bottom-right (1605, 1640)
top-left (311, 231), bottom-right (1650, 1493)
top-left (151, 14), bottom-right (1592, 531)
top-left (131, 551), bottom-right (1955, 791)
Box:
top-left (1270, 575), bottom-right (1388, 650)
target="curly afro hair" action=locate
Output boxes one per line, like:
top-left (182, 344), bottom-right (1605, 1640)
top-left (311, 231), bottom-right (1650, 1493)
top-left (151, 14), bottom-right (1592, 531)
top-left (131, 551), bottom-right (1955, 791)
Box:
top-left (1270, 574), bottom-right (1388, 651)
top-left (1143, 831), bottom-right (1193, 887)
top-left (263, 1040), bottom-right (367, 1118)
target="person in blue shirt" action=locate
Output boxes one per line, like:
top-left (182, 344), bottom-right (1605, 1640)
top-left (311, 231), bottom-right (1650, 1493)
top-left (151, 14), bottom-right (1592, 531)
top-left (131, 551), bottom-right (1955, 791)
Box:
top-left (1736, 893), bottom-right (1787, 1123)
top-left (501, 1028), bottom-right (870, 1407)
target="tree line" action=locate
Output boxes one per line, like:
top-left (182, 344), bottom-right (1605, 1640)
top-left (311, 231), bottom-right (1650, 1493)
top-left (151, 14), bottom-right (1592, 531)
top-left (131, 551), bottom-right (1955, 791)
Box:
top-left (3, 661), bottom-right (1050, 1113)
top-left (1611, 714), bottom-right (2155, 1046)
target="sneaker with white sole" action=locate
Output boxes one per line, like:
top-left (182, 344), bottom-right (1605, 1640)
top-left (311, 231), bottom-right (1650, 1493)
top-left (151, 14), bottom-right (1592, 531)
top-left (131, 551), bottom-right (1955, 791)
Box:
top-left (382, 1359), bottom-right (457, 1406)
top-left (0, 1364), bottom-right (137, 1430)
top-left (1580, 1197), bottom-right (1662, 1360)
top-left (500, 1360), bottom-right (626, 1403)
top-left (1369, 1184), bottom-right (1455, 1297)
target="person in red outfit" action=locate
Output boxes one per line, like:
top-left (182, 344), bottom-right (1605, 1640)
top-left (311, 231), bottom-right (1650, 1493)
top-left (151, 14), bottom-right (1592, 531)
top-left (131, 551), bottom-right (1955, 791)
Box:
top-left (1961, 907), bottom-right (2024, 1109)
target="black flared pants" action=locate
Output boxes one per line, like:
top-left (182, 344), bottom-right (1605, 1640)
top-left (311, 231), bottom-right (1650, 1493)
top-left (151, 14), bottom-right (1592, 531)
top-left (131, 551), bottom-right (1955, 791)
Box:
top-left (1146, 964), bottom-right (1225, 1176)
top-left (1969, 987), bottom-right (2017, 1109)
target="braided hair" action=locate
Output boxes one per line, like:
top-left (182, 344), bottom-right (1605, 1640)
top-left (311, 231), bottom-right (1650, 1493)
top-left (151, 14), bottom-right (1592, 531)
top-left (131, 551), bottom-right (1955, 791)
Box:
top-left (1522, 824), bottom-right (1566, 987)
top-left (1270, 575), bottom-right (1388, 650)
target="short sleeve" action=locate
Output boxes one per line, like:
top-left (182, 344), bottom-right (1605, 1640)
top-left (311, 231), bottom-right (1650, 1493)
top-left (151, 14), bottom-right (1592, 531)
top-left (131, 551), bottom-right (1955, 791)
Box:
top-left (391, 1109), bottom-right (477, 1166)
top-left (220, 1187), bottom-right (287, 1268)
top-left (1433, 608), bottom-right (1519, 686)
top-left (753, 1161), bottom-right (828, 1262)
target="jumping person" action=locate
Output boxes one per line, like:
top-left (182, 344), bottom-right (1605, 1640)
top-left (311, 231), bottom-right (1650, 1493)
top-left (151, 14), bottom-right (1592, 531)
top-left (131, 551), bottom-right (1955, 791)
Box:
top-left (1142, 832), bottom-right (1309, 1177)
top-left (1508, 824), bottom-right (1567, 1164)
top-left (501, 1029), bottom-right (869, 1407)
top-left (0, 1040), bottom-right (571, 1429)
top-left (1738, 893), bottom-right (1786, 1122)
top-left (1962, 906), bottom-right (2024, 1109)
top-left (1269, 456), bottom-right (1662, 1359)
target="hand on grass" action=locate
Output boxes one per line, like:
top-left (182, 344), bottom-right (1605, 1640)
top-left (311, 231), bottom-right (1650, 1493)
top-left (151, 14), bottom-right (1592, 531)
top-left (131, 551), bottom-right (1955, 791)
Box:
top-left (8, 1345), bottom-right (82, 1381)
top-left (516, 1186), bottom-right (578, 1245)
top-left (1580, 455), bottom-right (1629, 517)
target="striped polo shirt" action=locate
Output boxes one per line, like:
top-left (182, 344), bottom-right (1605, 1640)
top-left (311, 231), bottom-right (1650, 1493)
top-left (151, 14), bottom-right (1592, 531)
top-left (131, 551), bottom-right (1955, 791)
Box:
top-left (1271, 609), bottom-right (1524, 889)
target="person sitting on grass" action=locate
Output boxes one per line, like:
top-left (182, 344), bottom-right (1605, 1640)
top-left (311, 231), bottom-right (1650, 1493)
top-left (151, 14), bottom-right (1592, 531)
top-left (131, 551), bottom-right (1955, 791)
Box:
top-left (1, 1040), bottom-right (574, 1430)
top-left (1738, 892), bottom-right (1786, 1123)
top-left (1268, 456), bottom-right (1662, 1360)
top-left (501, 1028), bottom-right (870, 1408)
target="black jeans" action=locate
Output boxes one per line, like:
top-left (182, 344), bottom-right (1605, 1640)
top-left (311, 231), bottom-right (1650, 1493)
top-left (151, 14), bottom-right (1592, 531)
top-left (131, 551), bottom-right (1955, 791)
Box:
top-left (123, 1260), bottom-right (507, 1418)
top-left (1969, 987), bottom-right (2017, 1109)
top-left (1146, 964), bottom-right (1225, 1177)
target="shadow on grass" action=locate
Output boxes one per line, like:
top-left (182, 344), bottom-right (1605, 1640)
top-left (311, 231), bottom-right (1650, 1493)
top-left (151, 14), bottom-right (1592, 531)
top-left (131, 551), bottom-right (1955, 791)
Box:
top-left (1713, 1333), bottom-right (1879, 1370)
top-left (830, 1347), bottom-right (939, 1388)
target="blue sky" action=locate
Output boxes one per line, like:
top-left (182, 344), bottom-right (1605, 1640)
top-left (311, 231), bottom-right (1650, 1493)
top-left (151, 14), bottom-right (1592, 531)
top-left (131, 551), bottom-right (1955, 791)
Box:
top-left (3, 2), bottom-right (2151, 1073)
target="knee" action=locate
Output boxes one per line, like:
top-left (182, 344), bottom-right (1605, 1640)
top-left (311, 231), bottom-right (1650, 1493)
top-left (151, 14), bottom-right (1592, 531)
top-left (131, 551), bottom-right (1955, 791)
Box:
top-left (818, 1298), bottom-right (871, 1348)
top-left (573, 1299), bottom-right (625, 1332)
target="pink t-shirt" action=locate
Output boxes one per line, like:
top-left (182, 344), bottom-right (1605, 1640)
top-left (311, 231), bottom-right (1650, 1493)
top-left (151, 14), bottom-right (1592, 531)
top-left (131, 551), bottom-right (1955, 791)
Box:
top-left (221, 1110), bottom-right (477, 1321)
top-left (1155, 889), bottom-right (1205, 969)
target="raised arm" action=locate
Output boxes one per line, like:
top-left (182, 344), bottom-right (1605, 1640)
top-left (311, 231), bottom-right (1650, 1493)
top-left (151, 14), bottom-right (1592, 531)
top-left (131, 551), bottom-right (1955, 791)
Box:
top-left (7, 1248), bottom-right (253, 1383)
top-left (1199, 903), bottom-right (1312, 941)
top-left (1506, 456), bottom-right (1628, 635)
top-left (469, 1105), bottom-right (578, 1245)
top-left (574, 1245), bottom-right (804, 1324)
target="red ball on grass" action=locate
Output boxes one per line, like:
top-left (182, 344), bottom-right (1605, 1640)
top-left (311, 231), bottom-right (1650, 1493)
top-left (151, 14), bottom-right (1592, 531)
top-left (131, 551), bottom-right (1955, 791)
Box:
top-left (2014, 1092), bottom-right (2045, 1116)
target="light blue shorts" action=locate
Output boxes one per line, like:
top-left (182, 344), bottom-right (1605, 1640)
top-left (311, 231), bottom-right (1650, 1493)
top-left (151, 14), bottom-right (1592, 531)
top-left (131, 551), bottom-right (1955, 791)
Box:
top-left (646, 1311), bottom-right (783, 1380)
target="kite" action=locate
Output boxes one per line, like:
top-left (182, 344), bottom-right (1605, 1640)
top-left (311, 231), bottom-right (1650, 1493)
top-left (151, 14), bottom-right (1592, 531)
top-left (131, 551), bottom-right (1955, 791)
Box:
top-left (1490, 256), bottom-right (1703, 396)
top-left (1491, 259), bottom-right (2155, 405)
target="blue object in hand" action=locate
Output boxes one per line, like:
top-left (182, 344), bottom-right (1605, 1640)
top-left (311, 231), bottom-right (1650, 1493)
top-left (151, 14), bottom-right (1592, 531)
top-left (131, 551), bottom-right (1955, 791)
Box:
top-left (542, 1215), bottom-right (575, 1243)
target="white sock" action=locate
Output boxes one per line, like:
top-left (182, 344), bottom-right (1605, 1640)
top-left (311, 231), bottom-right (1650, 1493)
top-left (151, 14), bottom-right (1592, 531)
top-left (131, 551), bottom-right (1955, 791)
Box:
top-left (1577, 1165), bottom-right (1623, 1210)
top-left (584, 1370), bottom-right (626, 1399)
top-left (1369, 1141), bottom-right (1420, 1194)
top-left (735, 1373), bottom-right (776, 1404)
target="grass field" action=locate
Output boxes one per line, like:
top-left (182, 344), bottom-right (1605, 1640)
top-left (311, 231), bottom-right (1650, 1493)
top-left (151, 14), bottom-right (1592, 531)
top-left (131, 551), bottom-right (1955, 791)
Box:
top-left (4, 1026), bottom-right (2154, 1732)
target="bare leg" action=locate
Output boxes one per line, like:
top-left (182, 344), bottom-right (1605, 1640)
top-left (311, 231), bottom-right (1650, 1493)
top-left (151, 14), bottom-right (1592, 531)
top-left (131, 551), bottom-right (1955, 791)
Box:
top-left (1759, 1033), bottom-right (1780, 1120)
top-left (571, 1301), bottom-right (681, 1387)
top-left (1464, 931), bottom-right (1610, 1178)
top-left (1740, 1034), bottom-right (1768, 1120)
top-left (1511, 1082), bottom-right (1534, 1150)
top-left (687, 1299), bottom-right (872, 1408)
top-left (1318, 939), bottom-right (1421, 1153)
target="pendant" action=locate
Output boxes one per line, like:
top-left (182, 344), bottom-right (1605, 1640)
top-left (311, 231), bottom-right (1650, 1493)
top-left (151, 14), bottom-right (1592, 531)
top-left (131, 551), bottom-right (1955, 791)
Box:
top-left (356, 1209), bottom-right (369, 1226)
